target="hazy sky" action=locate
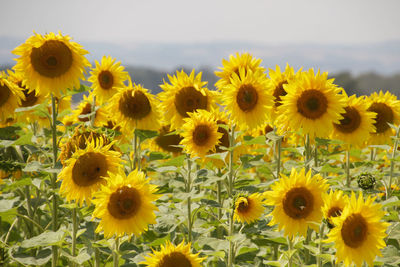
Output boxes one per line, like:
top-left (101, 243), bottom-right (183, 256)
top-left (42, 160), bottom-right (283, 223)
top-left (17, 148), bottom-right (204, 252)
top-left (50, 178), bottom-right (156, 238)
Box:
top-left (2, 0), bottom-right (400, 45)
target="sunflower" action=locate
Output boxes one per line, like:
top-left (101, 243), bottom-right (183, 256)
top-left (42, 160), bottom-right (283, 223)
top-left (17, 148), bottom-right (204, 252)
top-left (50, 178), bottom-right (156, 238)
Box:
top-left (268, 64), bottom-right (299, 123)
top-left (366, 91), bottom-right (400, 145)
top-left (234, 193), bottom-right (265, 224)
top-left (215, 52), bottom-right (265, 89)
top-left (180, 109), bottom-right (222, 158)
top-left (92, 169), bottom-right (159, 238)
top-left (264, 168), bottom-right (329, 238)
top-left (322, 190), bottom-right (348, 228)
top-left (58, 138), bottom-right (123, 206)
top-left (0, 71), bottom-right (24, 123)
top-left (159, 69), bottom-right (217, 130)
top-left (12, 32), bottom-right (90, 97)
top-left (277, 69), bottom-right (346, 138)
top-left (141, 241), bottom-right (205, 267)
top-left (331, 94), bottom-right (376, 148)
top-left (220, 67), bottom-right (274, 131)
top-left (88, 56), bottom-right (129, 105)
top-left (69, 93), bottom-right (107, 127)
top-left (147, 125), bottom-right (183, 155)
top-left (325, 192), bottom-right (389, 267)
top-left (109, 80), bottom-right (160, 135)
top-left (7, 70), bottom-right (46, 124)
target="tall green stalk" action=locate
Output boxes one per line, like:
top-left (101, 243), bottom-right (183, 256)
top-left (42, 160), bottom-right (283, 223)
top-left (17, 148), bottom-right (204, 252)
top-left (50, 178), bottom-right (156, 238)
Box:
top-left (186, 155), bottom-right (193, 243)
top-left (304, 134), bottom-right (311, 172)
top-left (346, 149), bottom-right (351, 187)
top-left (317, 223), bottom-right (325, 267)
top-left (276, 135), bottom-right (282, 178)
top-left (388, 127), bottom-right (400, 198)
top-left (113, 237), bottom-right (119, 267)
top-left (50, 94), bottom-right (59, 267)
top-left (227, 125), bottom-right (236, 267)
top-left (287, 237), bottom-right (294, 267)
top-left (71, 207), bottom-right (78, 267)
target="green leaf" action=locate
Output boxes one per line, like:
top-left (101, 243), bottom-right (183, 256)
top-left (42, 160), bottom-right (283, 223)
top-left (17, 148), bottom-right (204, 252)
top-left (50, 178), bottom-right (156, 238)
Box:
top-left (243, 135), bottom-right (266, 145)
top-left (21, 230), bottom-right (65, 248)
top-left (134, 129), bottom-right (158, 142)
top-left (12, 248), bottom-right (51, 266)
top-left (200, 199), bottom-right (220, 208)
top-left (0, 199), bottom-right (18, 212)
top-left (149, 151), bottom-right (169, 161)
top-left (160, 155), bottom-right (185, 167)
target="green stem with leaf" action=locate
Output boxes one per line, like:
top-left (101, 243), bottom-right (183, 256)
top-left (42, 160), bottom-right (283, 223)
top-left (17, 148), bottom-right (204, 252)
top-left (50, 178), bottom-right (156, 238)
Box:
top-left (186, 155), bottom-right (193, 243)
top-left (388, 126), bottom-right (400, 198)
top-left (227, 125), bottom-right (236, 267)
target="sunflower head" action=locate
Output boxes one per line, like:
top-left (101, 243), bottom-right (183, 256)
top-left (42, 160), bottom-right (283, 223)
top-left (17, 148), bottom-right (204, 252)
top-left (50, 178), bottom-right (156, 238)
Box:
top-left (159, 69), bottom-right (216, 130)
top-left (220, 67), bottom-right (274, 131)
top-left (326, 192), bottom-right (390, 267)
top-left (88, 56), bottom-right (129, 104)
top-left (92, 169), bottom-right (159, 238)
top-left (57, 138), bottom-right (123, 206)
top-left (265, 168), bottom-right (329, 238)
top-left (109, 81), bottom-right (160, 135)
top-left (0, 71), bottom-right (24, 123)
top-left (322, 190), bottom-right (348, 228)
top-left (366, 91), bottom-right (400, 145)
top-left (234, 192), bottom-right (265, 224)
top-left (151, 125), bottom-right (183, 154)
top-left (215, 52), bottom-right (265, 89)
top-left (277, 69), bottom-right (346, 138)
top-left (180, 109), bottom-right (222, 158)
top-left (331, 95), bottom-right (376, 148)
top-left (12, 32), bottom-right (90, 97)
top-left (141, 241), bottom-right (206, 267)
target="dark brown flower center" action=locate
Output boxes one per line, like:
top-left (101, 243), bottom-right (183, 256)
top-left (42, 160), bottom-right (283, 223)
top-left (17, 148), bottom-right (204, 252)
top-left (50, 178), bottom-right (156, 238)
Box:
top-left (30, 40), bottom-right (73, 78)
top-left (98, 70), bottom-right (114, 90)
top-left (333, 106), bottom-right (361, 134)
top-left (327, 206), bottom-right (342, 219)
top-left (297, 89), bottom-right (328, 120)
top-left (119, 90), bottom-right (151, 120)
top-left (341, 213), bottom-right (368, 248)
top-left (155, 125), bottom-right (183, 153)
top-left (368, 102), bottom-right (394, 134)
top-left (174, 86), bottom-right (208, 118)
top-left (283, 187), bottom-right (314, 219)
top-left (273, 81), bottom-right (288, 107)
top-left (0, 83), bottom-right (11, 107)
top-left (216, 120), bottom-right (229, 153)
top-left (71, 152), bottom-right (108, 187)
top-left (158, 252), bottom-right (192, 267)
top-left (237, 84), bottom-right (258, 112)
top-left (107, 186), bottom-right (141, 219)
top-left (18, 80), bottom-right (39, 107)
top-left (237, 198), bottom-right (250, 213)
top-left (78, 103), bottom-right (93, 122)
top-left (192, 125), bottom-right (211, 146)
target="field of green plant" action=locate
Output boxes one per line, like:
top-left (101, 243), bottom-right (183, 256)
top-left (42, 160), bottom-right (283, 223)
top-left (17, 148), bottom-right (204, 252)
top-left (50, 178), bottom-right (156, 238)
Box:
top-left (1, 32), bottom-right (400, 267)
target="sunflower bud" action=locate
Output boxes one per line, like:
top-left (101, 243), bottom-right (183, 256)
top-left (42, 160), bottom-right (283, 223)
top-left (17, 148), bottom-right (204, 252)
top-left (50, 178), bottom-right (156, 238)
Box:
top-left (357, 173), bottom-right (376, 190)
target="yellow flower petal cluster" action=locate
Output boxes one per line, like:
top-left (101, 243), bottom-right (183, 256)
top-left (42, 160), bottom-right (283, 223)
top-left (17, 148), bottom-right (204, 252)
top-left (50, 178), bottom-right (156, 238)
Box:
top-left (0, 71), bottom-right (24, 124)
top-left (322, 190), bottom-right (348, 227)
top-left (234, 193), bottom-right (265, 224)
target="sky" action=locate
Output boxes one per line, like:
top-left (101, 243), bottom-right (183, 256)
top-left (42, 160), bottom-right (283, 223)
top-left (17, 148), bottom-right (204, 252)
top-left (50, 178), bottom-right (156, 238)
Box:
top-left (1, 0), bottom-right (400, 45)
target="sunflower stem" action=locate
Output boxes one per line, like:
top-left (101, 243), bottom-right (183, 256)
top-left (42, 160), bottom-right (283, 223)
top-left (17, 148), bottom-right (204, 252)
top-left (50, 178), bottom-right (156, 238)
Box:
top-left (90, 95), bottom-right (96, 127)
top-left (24, 185), bottom-right (34, 236)
top-left (317, 223), bottom-right (325, 267)
top-left (388, 126), bottom-right (400, 198)
top-left (186, 155), bottom-right (193, 243)
top-left (304, 134), bottom-right (311, 172)
top-left (113, 237), bottom-right (119, 267)
top-left (276, 132), bottom-right (282, 178)
top-left (346, 149), bottom-right (351, 187)
top-left (71, 207), bottom-right (78, 267)
top-left (304, 228), bottom-right (312, 264)
top-left (217, 178), bottom-right (223, 239)
top-left (287, 237), bottom-right (294, 267)
top-left (314, 143), bottom-right (318, 168)
top-left (133, 132), bottom-right (137, 170)
top-left (227, 125), bottom-right (236, 267)
top-left (50, 94), bottom-right (59, 267)
top-left (94, 232), bottom-right (100, 267)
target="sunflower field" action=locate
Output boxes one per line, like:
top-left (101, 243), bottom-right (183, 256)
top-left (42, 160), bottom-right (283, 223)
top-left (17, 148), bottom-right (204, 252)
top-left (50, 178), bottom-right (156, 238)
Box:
top-left (1, 32), bottom-right (400, 267)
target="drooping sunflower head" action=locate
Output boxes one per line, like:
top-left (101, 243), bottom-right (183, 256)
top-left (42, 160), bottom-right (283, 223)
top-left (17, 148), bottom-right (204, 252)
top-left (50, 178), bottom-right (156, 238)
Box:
top-left (59, 126), bottom-right (117, 165)
top-left (150, 125), bottom-right (183, 155)
top-left (268, 64), bottom-right (300, 122)
top-left (57, 138), bottom-right (123, 206)
top-left (215, 52), bottom-right (266, 89)
top-left (322, 190), bottom-right (348, 228)
top-left (141, 241), bottom-right (206, 267)
top-left (234, 192), bottom-right (265, 224)
top-left (220, 67), bottom-right (274, 131)
top-left (180, 109), bottom-right (223, 158)
top-left (159, 69), bottom-right (216, 130)
top-left (331, 94), bottom-right (376, 148)
top-left (265, 167), bottom-right (329, 238)
top-left (110, 81), bottom-right (160, 135)
top-left (88, 56), bottom-right (129, 105)
top-left (69, 93), bottom-right (108, 127)
top-left (326, 191), bottom-right (390, 267)
top-left (366, 91), bottom-right (400, 145)
top-left (12, 32), bottom-right (90, 97)
top-left (0, 71), bottom-right (24, 123)
top-left (278, 69), bottom-right (347, 138)
top-left (92, 169), bottom-right (159, 238)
